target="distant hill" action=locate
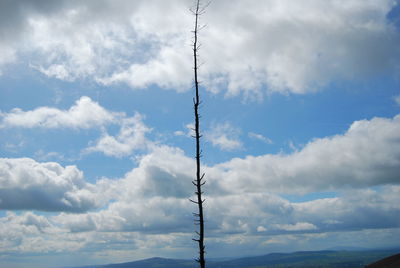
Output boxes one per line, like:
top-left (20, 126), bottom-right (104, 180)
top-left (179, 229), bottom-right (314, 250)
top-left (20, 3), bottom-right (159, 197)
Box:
top-left (206, 250), bottom-right (399, 268)
top-left (72, 249), bottom-right (399, 268)
top-left (90, 257), bottom-right (194, 268)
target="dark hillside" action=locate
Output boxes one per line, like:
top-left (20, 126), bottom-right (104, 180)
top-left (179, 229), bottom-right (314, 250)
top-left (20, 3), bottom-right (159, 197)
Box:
top-left (364, 253), bottom-right (400, 268)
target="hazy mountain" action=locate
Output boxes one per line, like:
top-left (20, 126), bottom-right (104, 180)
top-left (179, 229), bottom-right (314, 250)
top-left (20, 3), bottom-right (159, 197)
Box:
top-left (70, 249), bottom-right (400, 268)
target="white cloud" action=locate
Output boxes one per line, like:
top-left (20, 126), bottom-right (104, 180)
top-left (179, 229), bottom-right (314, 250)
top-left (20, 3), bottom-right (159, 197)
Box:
top-left (0, 114), bottom-right (399, 262)
top-left (201, 0), bottom-right (400, 97)
top-left (1, 97), bottom-right (152, 158)
top-left (394, 94), bottom-right (400, 105)
top-left (1, 1), bottom-right (399, 262)
top-left (1, 186), bottom-right (398, 258)
top-left (52, 146), bottom-right (195, 233)
top-left (257, 226), bottom-right (267, 232)
top-left (0, 140), bottom-right (399, 259)
top-left (174, 123), bottom-right (194, 137)
top-left (0, 211), bottom-right (111, 257)
top-left (53, 213), bottom-right (98, 233)
top-left (292, 186), bottom-right (400, 232)
top-left (14, 212), bottom-right (52, 232)
top-left (84, 113), bottom-right (151, 157)
top-left (31, 114), bottom-right (398, 238)
top-left (273, 222), bottom-right (318, 232)
top-left (174, 130), bottom-right (185, 136)
top-left (34, 63), bottom-right (72, 81)
top-left (0, 96), bottom-right (118, 129)
top-left (46, 172), bottom-right (400, 238)
top-left (114, 145), bottom-right (194, 200)
top-left (0, 0), bottom-right (398, 97)
top-left (0, 158), bottom-right (98, 212)
top-left (248, 132), bottom-right (273, 144)
top-left (60, 114), bottom-right (400, 237)
top-left (23, 0), bottom-right (193, 91)
top-left (46, 124), bottom-right (400, 237)
top-left (100, 44), bottom-right (193, 91)
top-left (211, 114), bottom-right (400, 194)
top-left (0, 44), bottom-right (16, 71)
top-left (205, 122), bottom-right (242, 151)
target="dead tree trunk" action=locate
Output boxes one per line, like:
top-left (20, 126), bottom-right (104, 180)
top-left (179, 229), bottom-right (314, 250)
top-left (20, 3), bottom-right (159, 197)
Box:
top-left (190, 0), bottom-right (206, 267)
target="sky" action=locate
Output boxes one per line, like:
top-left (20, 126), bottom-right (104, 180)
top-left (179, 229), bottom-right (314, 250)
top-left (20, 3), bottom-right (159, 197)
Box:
top-left (0, 0), bottom-right (400, 267)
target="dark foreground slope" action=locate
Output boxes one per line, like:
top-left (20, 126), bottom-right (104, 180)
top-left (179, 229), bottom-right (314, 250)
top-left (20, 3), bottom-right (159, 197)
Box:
top-left (365, 253), bottom-right (400, 268)
top-left (75, 249), bottom-right (399, 268)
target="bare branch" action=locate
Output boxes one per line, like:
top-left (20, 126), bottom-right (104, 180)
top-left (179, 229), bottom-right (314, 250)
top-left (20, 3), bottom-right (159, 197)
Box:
top-left (189, 199), bottom-right (198, 204)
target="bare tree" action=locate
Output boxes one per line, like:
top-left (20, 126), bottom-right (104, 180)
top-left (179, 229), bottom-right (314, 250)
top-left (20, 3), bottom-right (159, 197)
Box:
top-left (190, 0), bottom-right (207, 267)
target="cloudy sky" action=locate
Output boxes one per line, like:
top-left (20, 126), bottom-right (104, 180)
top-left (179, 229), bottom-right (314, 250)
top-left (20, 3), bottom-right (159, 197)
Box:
top-left (1, 0), bottom-right (400, 267)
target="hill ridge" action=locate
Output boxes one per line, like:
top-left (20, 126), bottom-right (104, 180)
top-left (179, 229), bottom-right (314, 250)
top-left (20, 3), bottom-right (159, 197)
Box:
top-left (71, 249), bottom-right (400, 268)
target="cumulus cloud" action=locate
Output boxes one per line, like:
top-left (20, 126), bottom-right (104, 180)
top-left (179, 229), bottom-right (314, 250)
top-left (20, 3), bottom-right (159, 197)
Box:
top-left (100, 44), bottom-right (193, 91)
top-left (201, 0), bottom-right (400, 97)
top-left (0, 0), bottom-right (399, 97)
top-left (52, 146), bottom-right (195, 233)
top-left (292, 186), bottom-right (400, 232)
top-left (0, 0), bottom-right (69, 69)
top-left (2, 0), bottom-right (193, 89)
top-left (1, 112), bottom-right (399, 238)
top-left (60, 114), bottom-right (400, 236)
top-left (112, 146), bottom-right (194, 200)
top-left (0, 158), bottom-right (98, 212)
top-left (41, 168), bottom-right (400, 238)
top-left (0, 96), bottom-right (118, 129)
top-left (0, 211), bottom-right (125, 256)
top-left (1, 96), bottom-right (152, 157)
top-left (211, 114), bottom-right (400, 194)
top-left (1, 186), bottom-right (399, 256)
top-left (2, 1), bottom-right (399, 261)
top-left (0, 212), bottom-right (53, 253)
top-left (84, 113), bottom-right (151, 157)
top-left (0, 114), bottom-right (399, 260)
top-left (45, 115), bottom-right (400, 236)
top-left (53, 213), bottom-right (98, 233)
top-left (205, 122), bottom-right (242, 151)
top-left (0, 131), bottom-right (399, 257)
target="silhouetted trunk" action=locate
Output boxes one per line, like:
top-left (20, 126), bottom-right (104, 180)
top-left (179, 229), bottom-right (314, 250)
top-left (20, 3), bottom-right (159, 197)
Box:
top-left (190, 0), bottom-right (206, 267)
